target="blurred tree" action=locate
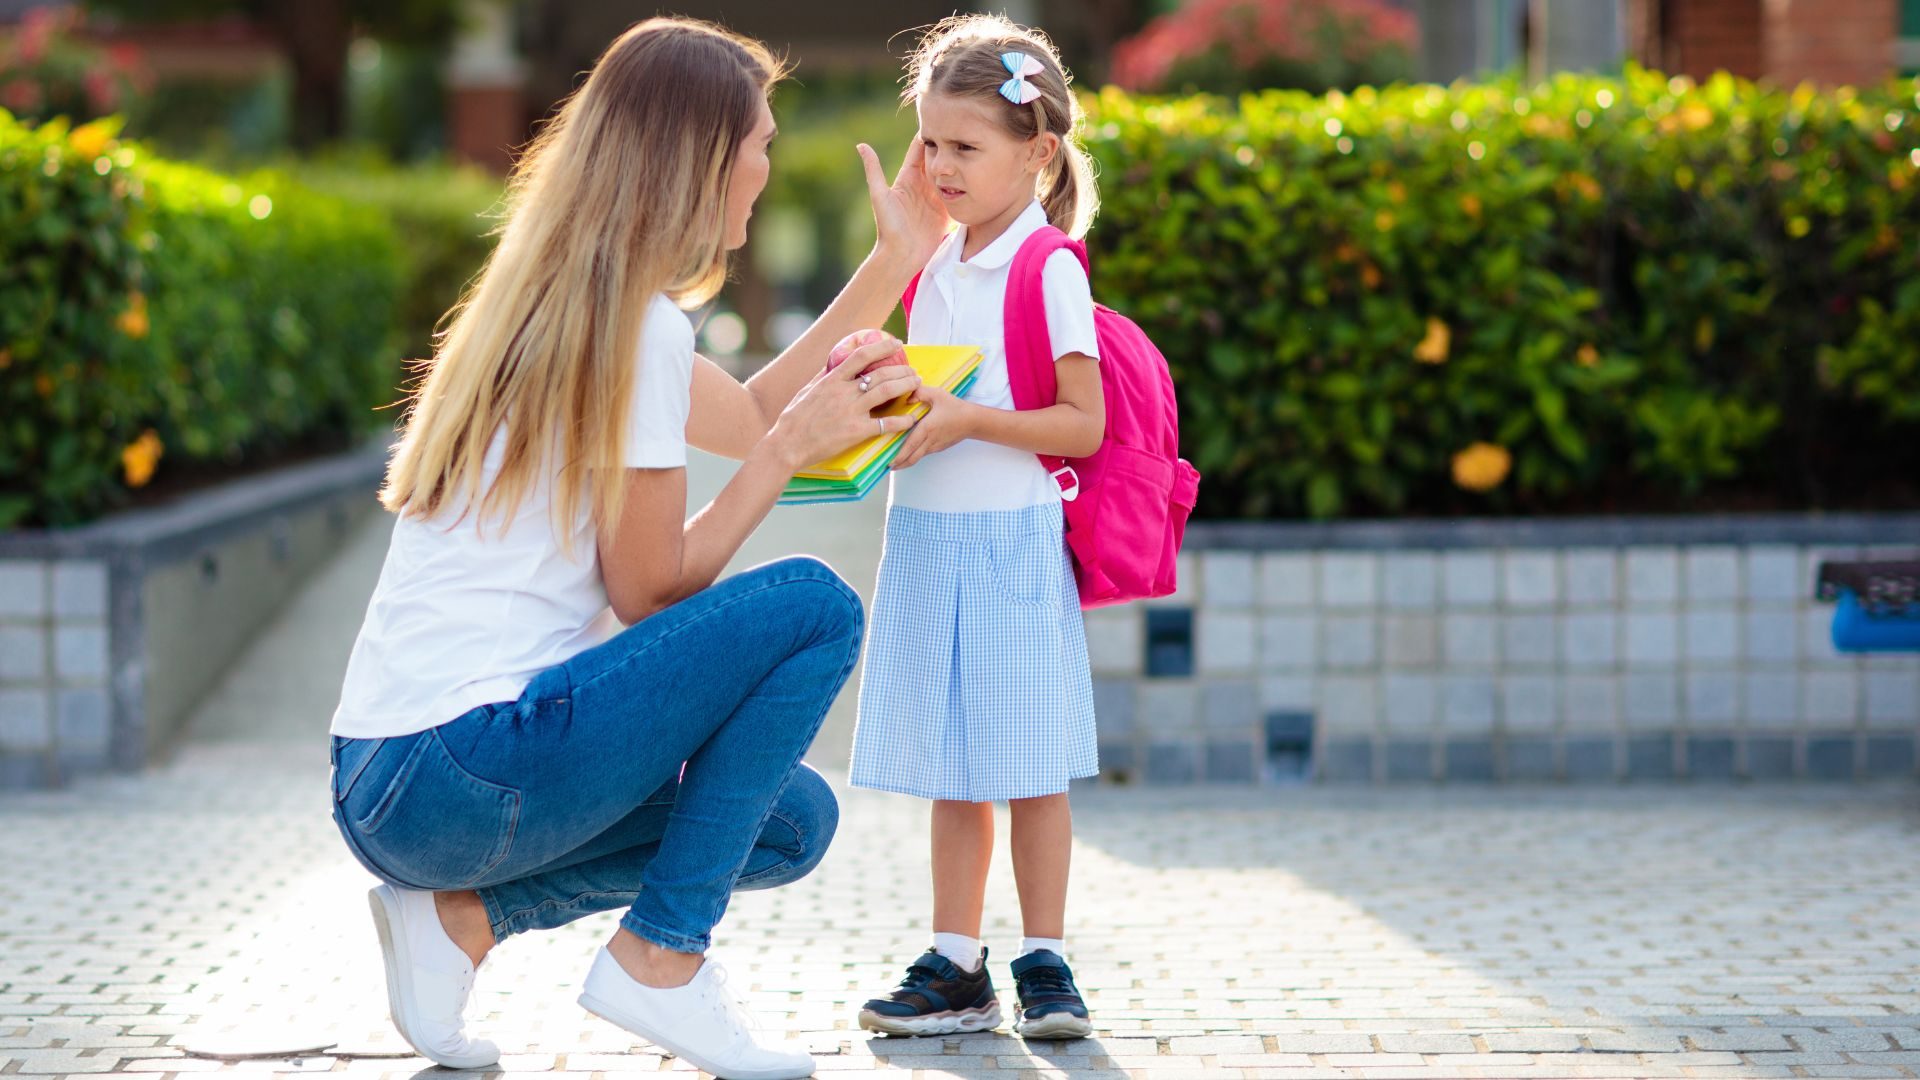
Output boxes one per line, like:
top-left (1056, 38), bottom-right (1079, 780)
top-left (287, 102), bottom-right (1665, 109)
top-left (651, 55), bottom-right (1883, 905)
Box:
top-left (1035, 0), bottom-right (1160, 84)
top-left (87, 0), bottom-right (463, 149)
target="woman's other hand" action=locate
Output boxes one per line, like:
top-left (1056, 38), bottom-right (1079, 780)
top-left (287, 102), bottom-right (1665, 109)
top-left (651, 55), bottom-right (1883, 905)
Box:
top-left (859, 137), bottom-right (947, 274)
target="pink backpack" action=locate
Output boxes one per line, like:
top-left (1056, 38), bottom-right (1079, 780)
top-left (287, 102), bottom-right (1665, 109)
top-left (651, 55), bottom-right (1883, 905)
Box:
top-left (905, 226), bottom-right (1201, 609)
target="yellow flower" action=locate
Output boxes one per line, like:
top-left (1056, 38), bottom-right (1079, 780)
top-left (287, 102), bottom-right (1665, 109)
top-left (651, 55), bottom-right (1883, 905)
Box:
top-left (1459, 193), bottom-right (1483, 220)
top-left (121, 429), bottom-right (163, 489)
top-left (1565, 173), bottom-right (1603, 202)
top-left (1523, 114), bottom-right (1567, 138)
top-left (1413, 317), bottom-right (1450, 364)
top-left (116, 292), bottom-right (148, 340)
top-left (1452, 442), bottom-right (1511, 492)
top-left (69, 119), bottom-right (114, 161)
top-left (1374, 209), bottom-right (1396, 233)
top-left (1576, 343), bottom-right (1599, 367)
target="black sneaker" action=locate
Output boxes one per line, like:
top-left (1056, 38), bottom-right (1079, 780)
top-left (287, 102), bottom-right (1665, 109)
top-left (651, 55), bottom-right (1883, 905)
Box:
top-left (1010, 950), bottom-right (1092, 1039)
top-left (857, 949), bottom-right (1002, 1036)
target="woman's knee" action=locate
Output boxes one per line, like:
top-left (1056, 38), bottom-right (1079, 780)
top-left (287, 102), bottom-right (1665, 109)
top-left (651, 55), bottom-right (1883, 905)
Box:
top-left (740, 765), bottom-right (839, 890)
top-left (740, 556), bottom-right (863, 643)
top-left (779, 764), bottom-right (839, 874)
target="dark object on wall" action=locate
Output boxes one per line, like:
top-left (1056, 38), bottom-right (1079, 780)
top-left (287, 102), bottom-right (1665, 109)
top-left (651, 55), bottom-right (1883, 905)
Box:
top-left (1145, 608), bottom-right (1195, 678)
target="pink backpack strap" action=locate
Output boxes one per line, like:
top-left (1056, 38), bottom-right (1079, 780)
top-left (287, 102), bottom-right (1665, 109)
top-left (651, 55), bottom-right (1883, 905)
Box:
top-left (1002, 226), bottom-right (1090, 498)
top-left (901, 270), bottom-right (923, 323)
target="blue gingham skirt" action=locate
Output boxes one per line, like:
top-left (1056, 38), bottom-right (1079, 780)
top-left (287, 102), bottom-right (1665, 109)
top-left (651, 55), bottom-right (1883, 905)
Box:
top-left (851, 502), bottom-right (1098, 801)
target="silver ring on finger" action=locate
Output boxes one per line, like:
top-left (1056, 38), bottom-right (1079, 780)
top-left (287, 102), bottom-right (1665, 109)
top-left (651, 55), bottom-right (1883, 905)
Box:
top-left (876, 416), bottom-right (886, 436)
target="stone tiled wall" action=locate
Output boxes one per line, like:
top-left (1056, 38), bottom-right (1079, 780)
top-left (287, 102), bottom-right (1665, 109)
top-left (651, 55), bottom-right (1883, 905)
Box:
top-left (0, 559), bottom-right (114, 787)
top-left (0, 442), bottom-right (390, 789)
top-left (1085, 537), bottom-right (1920, 784)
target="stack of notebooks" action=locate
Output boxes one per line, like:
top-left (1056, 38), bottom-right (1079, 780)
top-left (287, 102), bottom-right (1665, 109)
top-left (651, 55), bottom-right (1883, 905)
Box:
top-left (778, 345), bottom-right (983, 505)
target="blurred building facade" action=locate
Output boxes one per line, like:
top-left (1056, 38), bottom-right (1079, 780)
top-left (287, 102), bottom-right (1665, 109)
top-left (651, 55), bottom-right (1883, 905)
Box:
top-left (1410, 0), bottom-right (1620, 82)
top-left (1407, 0), bottom-right (1905, 89)
top-left (1629, 0), bottom-right (1900, 87)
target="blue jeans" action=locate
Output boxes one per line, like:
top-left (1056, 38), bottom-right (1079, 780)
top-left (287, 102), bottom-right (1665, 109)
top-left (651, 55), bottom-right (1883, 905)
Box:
top-left (328, 556), bottom-right (862, 954)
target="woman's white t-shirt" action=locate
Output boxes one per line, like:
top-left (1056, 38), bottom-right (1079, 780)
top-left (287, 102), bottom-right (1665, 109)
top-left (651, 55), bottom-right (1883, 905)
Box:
top-left (890, 199), bottom-right (1101, 513)
top-left (329, 293), bottom-right (695, 739)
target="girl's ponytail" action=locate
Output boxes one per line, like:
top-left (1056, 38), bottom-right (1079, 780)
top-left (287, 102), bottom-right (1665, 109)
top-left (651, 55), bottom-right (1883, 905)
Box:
top-left (1042, 137), bottom-right (1098, 241)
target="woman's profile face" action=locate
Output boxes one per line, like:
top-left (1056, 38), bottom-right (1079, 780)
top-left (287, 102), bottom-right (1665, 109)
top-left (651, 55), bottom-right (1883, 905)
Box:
top-left (724, 97), bottom-right (777, 251)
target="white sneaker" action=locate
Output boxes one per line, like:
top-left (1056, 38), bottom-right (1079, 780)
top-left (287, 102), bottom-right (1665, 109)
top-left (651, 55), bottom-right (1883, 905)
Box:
top-left (366, 885), bottom-right (500, 1070)
top-left (578, 947), bottom-right (814, 1080)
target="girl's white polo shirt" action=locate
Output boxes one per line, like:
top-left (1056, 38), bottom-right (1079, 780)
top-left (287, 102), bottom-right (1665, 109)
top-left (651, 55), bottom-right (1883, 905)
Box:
top-left (891, 200), bottom-right (1100, 514)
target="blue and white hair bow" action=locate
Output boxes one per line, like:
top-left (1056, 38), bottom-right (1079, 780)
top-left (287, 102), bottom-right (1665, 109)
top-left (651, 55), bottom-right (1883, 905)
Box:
top-left (998, 51), bottom-right (1044, 105)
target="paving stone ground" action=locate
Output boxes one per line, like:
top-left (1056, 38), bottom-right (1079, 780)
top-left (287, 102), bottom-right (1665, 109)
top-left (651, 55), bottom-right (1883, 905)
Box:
top-left (4, 455), bottom-right (1920, 1079)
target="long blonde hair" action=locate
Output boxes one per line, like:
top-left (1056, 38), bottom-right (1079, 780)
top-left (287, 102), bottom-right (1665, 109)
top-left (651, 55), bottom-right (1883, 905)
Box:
top-left (904, 14), bottom-right (1098, 240)
top-left (381, 18), bottom-right (786, 547)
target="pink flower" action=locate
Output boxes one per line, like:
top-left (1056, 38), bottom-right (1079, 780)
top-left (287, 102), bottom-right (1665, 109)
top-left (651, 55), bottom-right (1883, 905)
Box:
top-left (15, 27), bottom-right (49, 65)
top-left (2, 79), bottom-right (43, 113)
top-left (1110, 0), bottom-right (1416, 92)
top-left (83, 69), bottom-right (116, 111)
top-left (16, 5), bottom-right (76, 63)
top-left (104, 43), bottom-right (154, 91)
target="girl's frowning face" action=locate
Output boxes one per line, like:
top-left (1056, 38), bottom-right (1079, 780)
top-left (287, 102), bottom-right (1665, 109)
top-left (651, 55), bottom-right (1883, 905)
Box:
top-left (915, 91), bottom-right (1057, 230)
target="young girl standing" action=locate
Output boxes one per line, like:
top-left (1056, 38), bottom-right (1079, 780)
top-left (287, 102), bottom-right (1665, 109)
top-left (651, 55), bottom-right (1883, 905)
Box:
top-left (850, 15), bottom-right (1103, 1041)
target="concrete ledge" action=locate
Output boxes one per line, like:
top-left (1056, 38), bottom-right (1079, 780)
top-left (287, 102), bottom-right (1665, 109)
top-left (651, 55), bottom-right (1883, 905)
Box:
top-left (1087, 511), bottom-right (1920, 786)
top-left (1186, 512), bottom-right (1920, 551)
top-left (0, 440), bottom-right (390, 788)
top-left (0, 441), bottom-right (391, 563)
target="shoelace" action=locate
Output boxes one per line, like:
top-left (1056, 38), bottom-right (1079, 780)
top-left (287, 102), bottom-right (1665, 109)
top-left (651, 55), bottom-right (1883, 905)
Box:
top-left (701, 962), bottom-right (773, 1047)
top-left (1017, 965), bottom-right (1076, 999)
top-left (892, 959), bottom-right (948, 996)
top-left (413, 966), bottom-right (476, 1028)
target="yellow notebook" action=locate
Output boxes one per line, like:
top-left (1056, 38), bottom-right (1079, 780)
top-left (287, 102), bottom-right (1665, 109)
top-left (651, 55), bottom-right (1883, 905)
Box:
top-left (795, 345), bottom-right (983, 481)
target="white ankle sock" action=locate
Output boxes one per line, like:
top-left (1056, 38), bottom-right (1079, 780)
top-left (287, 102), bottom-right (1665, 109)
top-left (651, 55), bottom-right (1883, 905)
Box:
top-left (931, 933), bottom-right (983, 972)
top-left (1020, 936), bottom-right (1066, 960)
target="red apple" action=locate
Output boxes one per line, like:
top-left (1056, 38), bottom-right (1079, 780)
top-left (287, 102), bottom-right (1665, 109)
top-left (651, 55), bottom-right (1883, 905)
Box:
top-left (826, 328), bottom-right (906, 376)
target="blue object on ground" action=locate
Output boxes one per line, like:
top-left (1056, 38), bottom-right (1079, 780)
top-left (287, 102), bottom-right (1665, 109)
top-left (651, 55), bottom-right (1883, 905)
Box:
top-left (1831, 588), bottom-right (1920, 652)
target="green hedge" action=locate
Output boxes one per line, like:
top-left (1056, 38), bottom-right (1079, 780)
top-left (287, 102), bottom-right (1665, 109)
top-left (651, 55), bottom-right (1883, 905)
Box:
top-left (295, 154), bottom-right (502, 363)
top-left (1084, 68), bottom-right (1920, 519)
top-left (0, 113), bottom-right (402, 527)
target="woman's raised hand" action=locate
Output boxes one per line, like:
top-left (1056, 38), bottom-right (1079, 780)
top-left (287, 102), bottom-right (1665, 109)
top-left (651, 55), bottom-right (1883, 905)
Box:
top-left (767, 333), bottom-right (921, 473)
top-left (859, 137), bottom-right (947, 272)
